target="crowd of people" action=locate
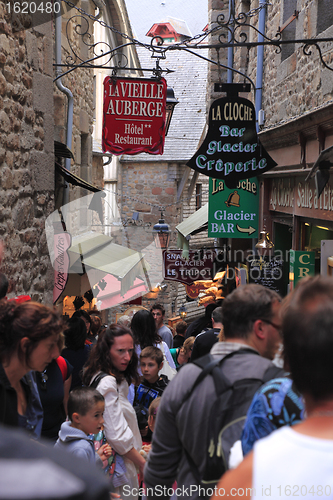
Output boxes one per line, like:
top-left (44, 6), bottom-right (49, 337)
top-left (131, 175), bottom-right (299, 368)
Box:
top-left (2, 278), bottom-right (333, 500)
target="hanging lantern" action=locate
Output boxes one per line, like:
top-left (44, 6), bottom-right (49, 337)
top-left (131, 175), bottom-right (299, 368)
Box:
top-left (165, 87), bottom-right (179, 136)
top-left (153, 212), bottom-right (171, 250)
top-left (255, 231), bottom-right (274, 249)
top-left (179, 304), bottom-right (187, 319)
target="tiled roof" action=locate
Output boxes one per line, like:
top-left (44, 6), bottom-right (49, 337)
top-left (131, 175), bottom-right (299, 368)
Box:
top-left (122, 45), bottom-right (208, 162)
top-left (120, 0), bottom-right (209, 163)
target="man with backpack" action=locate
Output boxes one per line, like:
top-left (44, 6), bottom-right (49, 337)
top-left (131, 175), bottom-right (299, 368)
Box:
top-left (144, 284), bottom-right (285, 500)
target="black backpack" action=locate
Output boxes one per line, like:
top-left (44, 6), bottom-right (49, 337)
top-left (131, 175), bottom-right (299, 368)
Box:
top-left (181, 349), bottom-right (283, 489)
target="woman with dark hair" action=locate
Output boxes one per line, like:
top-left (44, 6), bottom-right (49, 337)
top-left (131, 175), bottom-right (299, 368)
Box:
top-left (0, 299), bottom-right (63, 439)
top-left (82, 324), bottom-right (145, 500)
top-left (130, 309), bottom-right (175, 375)
top-left (130, 309), bottom-right (159, 349)
top-left (72, 310), bottom-right (96, 345)
top-left (62, 316), bottom-right (91, 390)
top-left (129, 310), bottom-right (176, 397)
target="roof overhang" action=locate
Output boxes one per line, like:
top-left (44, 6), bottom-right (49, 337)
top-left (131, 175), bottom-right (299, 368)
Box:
top-left (258, 102), bottom-right (333, 151)
top-left (55, 163), bottom-right (102, 193)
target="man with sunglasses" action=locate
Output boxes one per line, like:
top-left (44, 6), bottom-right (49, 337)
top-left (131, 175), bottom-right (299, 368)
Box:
top-left (144, 284), bottom-right (285, 500)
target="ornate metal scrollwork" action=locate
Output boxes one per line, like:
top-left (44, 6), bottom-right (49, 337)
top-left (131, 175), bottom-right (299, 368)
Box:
top-left (64, 12), bottom-right (128, 69)
top-left (303, 42), bottom-right (332, 72)
top-left (55, 0), bottom-right (333, 81)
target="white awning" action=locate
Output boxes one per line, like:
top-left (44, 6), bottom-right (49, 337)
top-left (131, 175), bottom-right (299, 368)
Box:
top-left (67, 232), bottom-right (149, 297)
top-left (176, 203), bottom-right (208, 256)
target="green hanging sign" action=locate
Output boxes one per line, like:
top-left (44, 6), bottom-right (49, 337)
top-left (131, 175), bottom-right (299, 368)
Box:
top-left (208, 177), bottom-right (259, 238)
top-left (289, 250), bottom-right (315, 289)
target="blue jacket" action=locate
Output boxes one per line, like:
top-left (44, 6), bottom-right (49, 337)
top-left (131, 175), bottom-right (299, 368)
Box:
top-left (55, 421), bottom-right (100, 465)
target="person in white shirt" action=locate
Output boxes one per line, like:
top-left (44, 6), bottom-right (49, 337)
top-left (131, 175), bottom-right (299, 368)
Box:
top-left (212, 276), bottom-right (333, 500)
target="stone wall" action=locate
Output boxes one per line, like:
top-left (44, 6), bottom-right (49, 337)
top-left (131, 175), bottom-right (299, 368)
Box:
top-left (111, 159), bottom-right (181, 320)
top-left (0, 2), bottom-right (55, 303)
top-left (54, 0), bottom-right (99, 197)
top-left (0, 0), bottom-right (101, 304)
top-left (231, 0), bottom-right (333, 128)
top-left (262, 0), bottom-right (333, 127)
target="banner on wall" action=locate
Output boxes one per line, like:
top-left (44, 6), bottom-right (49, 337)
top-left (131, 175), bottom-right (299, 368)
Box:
top-left (53, 229), bottom-right (71, 304)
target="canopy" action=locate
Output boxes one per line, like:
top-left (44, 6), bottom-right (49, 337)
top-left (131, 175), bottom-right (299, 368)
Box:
top-left (176, 203), bottom-right (208, 256)
top-left (69, 232), bottom-right (149, 295)
top-left (46, 194), bottom-right (156, 308)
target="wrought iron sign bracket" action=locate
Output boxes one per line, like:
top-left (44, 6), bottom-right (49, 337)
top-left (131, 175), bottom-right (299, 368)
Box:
top-left (54, 0), bottom-right (333, 85)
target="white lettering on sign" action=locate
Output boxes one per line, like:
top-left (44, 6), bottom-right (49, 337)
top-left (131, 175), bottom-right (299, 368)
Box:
top-left (196, 155), bottom-right (266, 175)
top-left (270, 179), bottom-right (333, 213)
top-left (210, 223), bottom-right (235, 233)
top-left (109, 82), bottom-right (164, 99)
top-left (214, 210), bottom-right (256, 221)
top-left (106, 100), bottom-right (163, 117)
top-left (124, 124), bottom-right (144, 135)
top-left (114, 134), bottom-right (152, 146)
top-left (211, 178), bottom-right (257, 195)
top-left (296, 182), bottom-right (333, 211)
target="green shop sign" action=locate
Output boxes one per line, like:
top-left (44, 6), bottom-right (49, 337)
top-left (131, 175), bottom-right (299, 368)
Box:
top-left (208, 177), bottom-right (259, 238)
top-left (289, 250), bottom-right (315, 289)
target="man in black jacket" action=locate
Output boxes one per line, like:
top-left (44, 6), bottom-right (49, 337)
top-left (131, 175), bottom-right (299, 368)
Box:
top-left (191, 306), bottom-right (223, 361)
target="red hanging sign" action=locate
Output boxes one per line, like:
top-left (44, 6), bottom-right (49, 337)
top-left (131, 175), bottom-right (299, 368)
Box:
top-left (53, 231), bottom-right (71, 304)
top-left (102, 76), bottom-right (167, 155)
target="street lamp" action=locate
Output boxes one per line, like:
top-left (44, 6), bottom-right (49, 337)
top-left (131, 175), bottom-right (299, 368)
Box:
top-left (153, 212), bottom-right (171, 249)
top-left (179, 304), bottom-right (187, 319)
top-left (165, 87), bottom-right (179, 136)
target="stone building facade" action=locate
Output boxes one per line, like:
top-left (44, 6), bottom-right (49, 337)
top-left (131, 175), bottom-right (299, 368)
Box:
top-left (206, 0), bottom-right (333, 291)
top-left (0, 0), bottom-right (138, 306)
top-left (0, 3), bottom-right (55, 303)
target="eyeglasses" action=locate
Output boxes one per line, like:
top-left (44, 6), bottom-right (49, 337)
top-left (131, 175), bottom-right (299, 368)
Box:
top-left (262, 319), bottom-right (282, 333)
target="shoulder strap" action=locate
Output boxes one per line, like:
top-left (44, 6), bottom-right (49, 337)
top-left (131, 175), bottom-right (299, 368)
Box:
top-left (188, 348), bottom-right (260, 398)
top-left (262, 364), bottom-right (285, 383)
top-left (90, 372), bottom-right (108, 389)
top-left (56, 356), bottom-right (67, 383)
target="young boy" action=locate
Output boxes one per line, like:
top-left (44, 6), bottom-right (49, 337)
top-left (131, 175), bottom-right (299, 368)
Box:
top-left (55, 387), bottom-right (111, 465)
top-left (134, 346), bottom-right (169, 411)
top-left (142, 397), bottom-right (161, 455)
